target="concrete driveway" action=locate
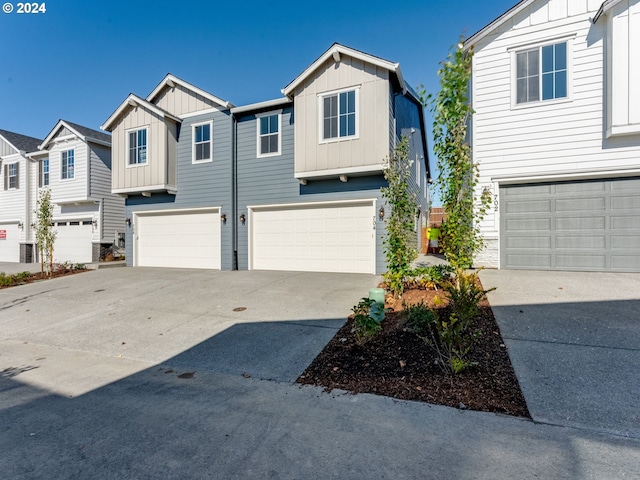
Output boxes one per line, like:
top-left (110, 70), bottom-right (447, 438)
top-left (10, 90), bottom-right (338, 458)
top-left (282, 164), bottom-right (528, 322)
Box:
top-left (1, 267), bottom-right (639, 479)
top-left (480, 269), bottom-right (640, 438)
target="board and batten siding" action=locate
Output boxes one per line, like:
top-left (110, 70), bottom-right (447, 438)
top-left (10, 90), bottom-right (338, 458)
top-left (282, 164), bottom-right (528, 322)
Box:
top-left (151, 84), bottom-right (218, 117)
top-left (292, 56), bottom-right (391, 176)
top-left (236, 105), bottom-right (388, 274)
top-left (111, 106), bottom-right (175, 192)
top-left (470, 0), bottom-right (640, 268)
top-left (125, 110), bottom-right (234, 270)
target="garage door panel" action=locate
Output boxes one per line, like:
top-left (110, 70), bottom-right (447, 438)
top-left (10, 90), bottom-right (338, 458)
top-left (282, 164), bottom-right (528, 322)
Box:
top-left (251, 202), bottom-right (374, 274)
top-left (501, 177), bottom-right (640, 272)
top-left (0, 224), bottom-right (20, 262)
top-left (136, 210), bottom-right (220, 270)
top-left (53, 223), bottom-right (93, 264)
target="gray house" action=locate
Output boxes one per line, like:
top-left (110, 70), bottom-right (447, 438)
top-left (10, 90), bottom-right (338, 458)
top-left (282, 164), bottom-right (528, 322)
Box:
top-left (102, 44), bottom-right (429, 274)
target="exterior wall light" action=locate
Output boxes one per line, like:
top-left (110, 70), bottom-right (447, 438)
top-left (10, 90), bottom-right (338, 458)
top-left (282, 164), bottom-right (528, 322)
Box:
top-left (221, 214), bottom-right (227, 225)
top-left (125, 218), bottom-right (132, 227)
top-left (378, 206), bottom-right (385, 221)
top-left (92, 219), bottom-right (98, 228)
top-left (240, 213), bottom-right (246, 225)
top-left (17, 221), bottom-right (24, 230)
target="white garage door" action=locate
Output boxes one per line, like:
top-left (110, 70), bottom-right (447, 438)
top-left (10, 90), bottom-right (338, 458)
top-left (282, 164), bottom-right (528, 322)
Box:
top-left (135, 209), bottom-right (221, 269)
top-left (53, 221), bottom-right (93, 264)
top-left (0, 224), bottom-right (20, 262)
top-left (250, 201), bottom-right (375, 274)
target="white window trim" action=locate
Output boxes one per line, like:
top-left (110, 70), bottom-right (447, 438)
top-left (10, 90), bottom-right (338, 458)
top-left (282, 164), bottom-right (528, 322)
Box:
top-left (126, 126), bottom-right (149, 168)
top-left (6, 162), bottom-right (18, 189)
top-left (510, 37), bottom-right (574, 110)
top-left (192, 121), bottom-right (213, 164)
top-left (256, 112), bottom-right (282, 158)
top-left (40, 158), bottom-right (49, 187)
top-left (60, 149), bottom-right (75, 181)
top-left (318, 85), bottom-right (360, 144)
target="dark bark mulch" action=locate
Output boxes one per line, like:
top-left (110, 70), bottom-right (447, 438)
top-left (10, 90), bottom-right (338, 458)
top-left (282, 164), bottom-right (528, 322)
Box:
top-left (297, 285), bottom-right (530, 418)
top-left (0, 268), bottom-right (88, 289)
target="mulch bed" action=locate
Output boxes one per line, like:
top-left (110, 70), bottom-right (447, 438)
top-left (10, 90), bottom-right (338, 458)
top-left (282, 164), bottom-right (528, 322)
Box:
top-left (297, 285), bottom-right (530, 418)
top-left (0, 268), bottom-right (88, 289)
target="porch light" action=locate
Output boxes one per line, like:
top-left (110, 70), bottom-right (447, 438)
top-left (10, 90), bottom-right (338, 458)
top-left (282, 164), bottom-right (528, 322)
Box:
top-left (221, 214), bottom-right (227, 225)
top-left (378, 206), bottom-right (385, 221)
top-left (17, 221), bottom-right (24, 230)
top-left (125, 218), bottom-right (132, 227)
top-left (240, 214), bottom-right (246, 225)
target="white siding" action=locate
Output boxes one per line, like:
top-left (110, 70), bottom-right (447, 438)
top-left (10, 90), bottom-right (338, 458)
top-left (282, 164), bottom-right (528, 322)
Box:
top-left (89, 143), bottom-right (125, 243)
top-left (469, 0), bottom-right (640, 268)
top-left (46, 138), bottom-right (89, 203)
top-left (0, 153), bottom-right (29, 244)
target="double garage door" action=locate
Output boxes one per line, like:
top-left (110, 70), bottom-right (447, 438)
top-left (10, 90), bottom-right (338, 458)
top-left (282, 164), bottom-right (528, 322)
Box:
top-left (501, 177), bottom-right (640, 272)
top-left (250, 201), bottom-right (376, 274)
top-left (135, 209), bottom-right (221, 269)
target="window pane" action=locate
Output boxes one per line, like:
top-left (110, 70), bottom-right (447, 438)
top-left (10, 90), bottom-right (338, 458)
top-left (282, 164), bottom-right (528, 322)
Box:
top-left (261, 136), bottom-right (269, 153)
top-left (542, 45), bottom-right (553, 73)
top-left (269, 115), bottom-right (278, 133)
top-left (339, 115), bottom-right (346, 137)
top-left (323, 119), bottom-right (331, 139)
top-left (138, 129), bottom-right (146, 147)
top-left (202, 143), bottom-right (210, 160)
top-left (542, 72), bottom-right (554, 100)
top-left (139, 146), bottom-right (147, 164)
top-left (528, 50), bottom-right (539, 75)
top-left (339, 92), bottom-right (347, 115)
top-left (269, 134), bottom-right (278, 153)
top-left (202, 124), bottom-right (210, 142)
top-left (517, 52), bottom-right (527, 78)
top-left (555, 42), bottom-right (567, 70)
top-left (555, 70), bottom-right (567, 98)
top-left (347, 90), bottom-right (355, 113)
top-left (195, 126), bottom-right (203, 143)
top-left (260, 117), bottom-right (268, 135)
top-left (347, 113), bottom-right (355, 136)
top-left (517, 79), bottom-right (527, 103)
top-left (529, 76), bottom-right (539, 102)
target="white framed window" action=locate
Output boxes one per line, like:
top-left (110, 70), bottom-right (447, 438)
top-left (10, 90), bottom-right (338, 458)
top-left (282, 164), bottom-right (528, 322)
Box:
top-left (39, 158), bottom-right (49, 187)
top-left (4, 163), bottom-right (18, 190)
top-left (514, 41), bottom-right (568, 105)
top-left (192, 121), bottom-right (212, 163)
top-left (61, 149), bottom-right (74, 180)
top-left (128, 128), bottom-right (148, 166)
top-left (319, 87), bottom-right (359, 142)
top-left (257, 113), bottom-right (281, 157)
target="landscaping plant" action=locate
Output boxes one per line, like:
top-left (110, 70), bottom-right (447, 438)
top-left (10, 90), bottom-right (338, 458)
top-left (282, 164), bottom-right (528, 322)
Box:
top-left (351, 297), bottom-right (384, 344)
top-left (34, 189), bottom-right (56, 277)
top-left (381, 137), bottom-right (419, 297)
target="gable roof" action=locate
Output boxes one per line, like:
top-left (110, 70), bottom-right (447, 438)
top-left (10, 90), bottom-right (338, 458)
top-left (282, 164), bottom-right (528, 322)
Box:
top-left (39, 119), bottom-right (111, 150)
top-left (147, 73), bottom-right (234, 109)
top-left (465, 0), bottom-right (618, 48)
top-left (282, 43), bottom-right (404, 98)
top-left (100, 93), bottom-right (182, 132)
top-left (0, 129), bottom-right (42, 154)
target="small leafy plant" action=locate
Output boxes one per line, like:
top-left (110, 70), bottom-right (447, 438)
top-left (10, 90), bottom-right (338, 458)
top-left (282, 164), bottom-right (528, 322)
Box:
top-left (404, 300), bottom-right (436, 334)
top-left (351, 297), bottom-right (384, 344)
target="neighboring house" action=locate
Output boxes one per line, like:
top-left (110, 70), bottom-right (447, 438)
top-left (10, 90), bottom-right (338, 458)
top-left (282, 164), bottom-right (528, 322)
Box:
top-left (466, 0), bottom-right (640, 272)
top-left (102, 44), bottom-right (429, 274)
top-left (0, 121), bottom-right (124, 264)
top-left (0, 129), bottom-right (42, 262)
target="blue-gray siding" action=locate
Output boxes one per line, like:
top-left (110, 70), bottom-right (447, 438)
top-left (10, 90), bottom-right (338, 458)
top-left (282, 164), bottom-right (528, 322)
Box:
top-left (125, 109), bottom-right (234, 269)
top-left (236, 105), bottom-right (389, 274)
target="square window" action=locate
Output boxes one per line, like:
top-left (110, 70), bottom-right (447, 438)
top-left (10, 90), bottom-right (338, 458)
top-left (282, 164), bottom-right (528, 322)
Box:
top-left (516, 42), bottom-right (567, 105)
top-left (321, 88), bottom-right (357, 141)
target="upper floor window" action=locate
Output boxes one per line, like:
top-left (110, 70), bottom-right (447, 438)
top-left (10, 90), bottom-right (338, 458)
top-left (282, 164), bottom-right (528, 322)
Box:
top-left (39, 158), bottom-right (49, 187)
top-left (321, 88), bottom-right (357, 141)
top-left (61, 150), bottom-right (74, 180)
top-left (193, 122), bottom-right (212, 163)
top-left (4, 163), bottom-right (18, 190)
top-left (128, 128), bottom-right (147, 165)
top-left (516, 42), bottom-right (567, 104)
top-left (257, 114), bottom-right (280, 157)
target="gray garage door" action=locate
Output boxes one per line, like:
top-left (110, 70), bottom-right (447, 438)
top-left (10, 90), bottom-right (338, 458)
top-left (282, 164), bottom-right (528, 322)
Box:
top-left (501, 177), bottom-right (640, 272)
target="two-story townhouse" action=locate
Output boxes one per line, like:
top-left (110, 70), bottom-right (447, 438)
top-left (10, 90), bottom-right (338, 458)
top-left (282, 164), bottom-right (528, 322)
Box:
top-left (101, 75), bottom-right (235, 269)
top-left (0, 129), bottom-right (42, 262)
top-left (35, 120), bottom-right (125, 264)
top-left (102, 44), bottom-right (429, 274)
top-left (466, 0), bottom-right (640, 272)
top-left (234, 44), bottom-right (429, 274)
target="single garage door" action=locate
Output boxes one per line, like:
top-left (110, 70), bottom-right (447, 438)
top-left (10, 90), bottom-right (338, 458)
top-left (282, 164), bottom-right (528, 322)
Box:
top-left (135, 209), bottom-right (220, 269)
top-left (501, 177), bottom-right (640, 272)
top-left (0, 223), bottom-right (20, 262)
top-left (250, 201), bottom-right (375, 274)
top-left (53, 220), bottom-right (93, 264)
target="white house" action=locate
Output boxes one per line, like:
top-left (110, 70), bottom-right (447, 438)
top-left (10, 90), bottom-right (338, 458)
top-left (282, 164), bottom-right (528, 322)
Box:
top-left (466, 0), bottom-right (640, 272)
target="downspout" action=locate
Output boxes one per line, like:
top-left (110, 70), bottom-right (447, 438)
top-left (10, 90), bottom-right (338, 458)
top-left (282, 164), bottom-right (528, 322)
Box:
top-left (231, 112), bottom-right (238, 270)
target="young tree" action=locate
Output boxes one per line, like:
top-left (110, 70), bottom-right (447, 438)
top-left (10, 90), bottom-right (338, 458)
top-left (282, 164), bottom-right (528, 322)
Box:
top-left (427, 39), bottom-right (491, 270)
top-left (381, 137), bottom-right (419, 297)
top-left (34, 189), bottom-right (56, 277)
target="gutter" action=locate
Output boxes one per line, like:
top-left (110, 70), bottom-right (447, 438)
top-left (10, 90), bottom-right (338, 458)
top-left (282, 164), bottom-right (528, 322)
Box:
top-left (231, 112), bottom-right (238, 270)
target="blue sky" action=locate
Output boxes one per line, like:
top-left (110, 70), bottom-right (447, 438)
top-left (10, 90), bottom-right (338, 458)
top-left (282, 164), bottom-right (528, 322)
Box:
top-left (0, 0), bottom-right (517, 189)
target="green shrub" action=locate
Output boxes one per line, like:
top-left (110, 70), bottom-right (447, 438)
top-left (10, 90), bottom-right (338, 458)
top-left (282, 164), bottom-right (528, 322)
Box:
top-left (404, 300), bottom-right (436, 334)
top-left (351, 297), bottom-right (384, 344)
